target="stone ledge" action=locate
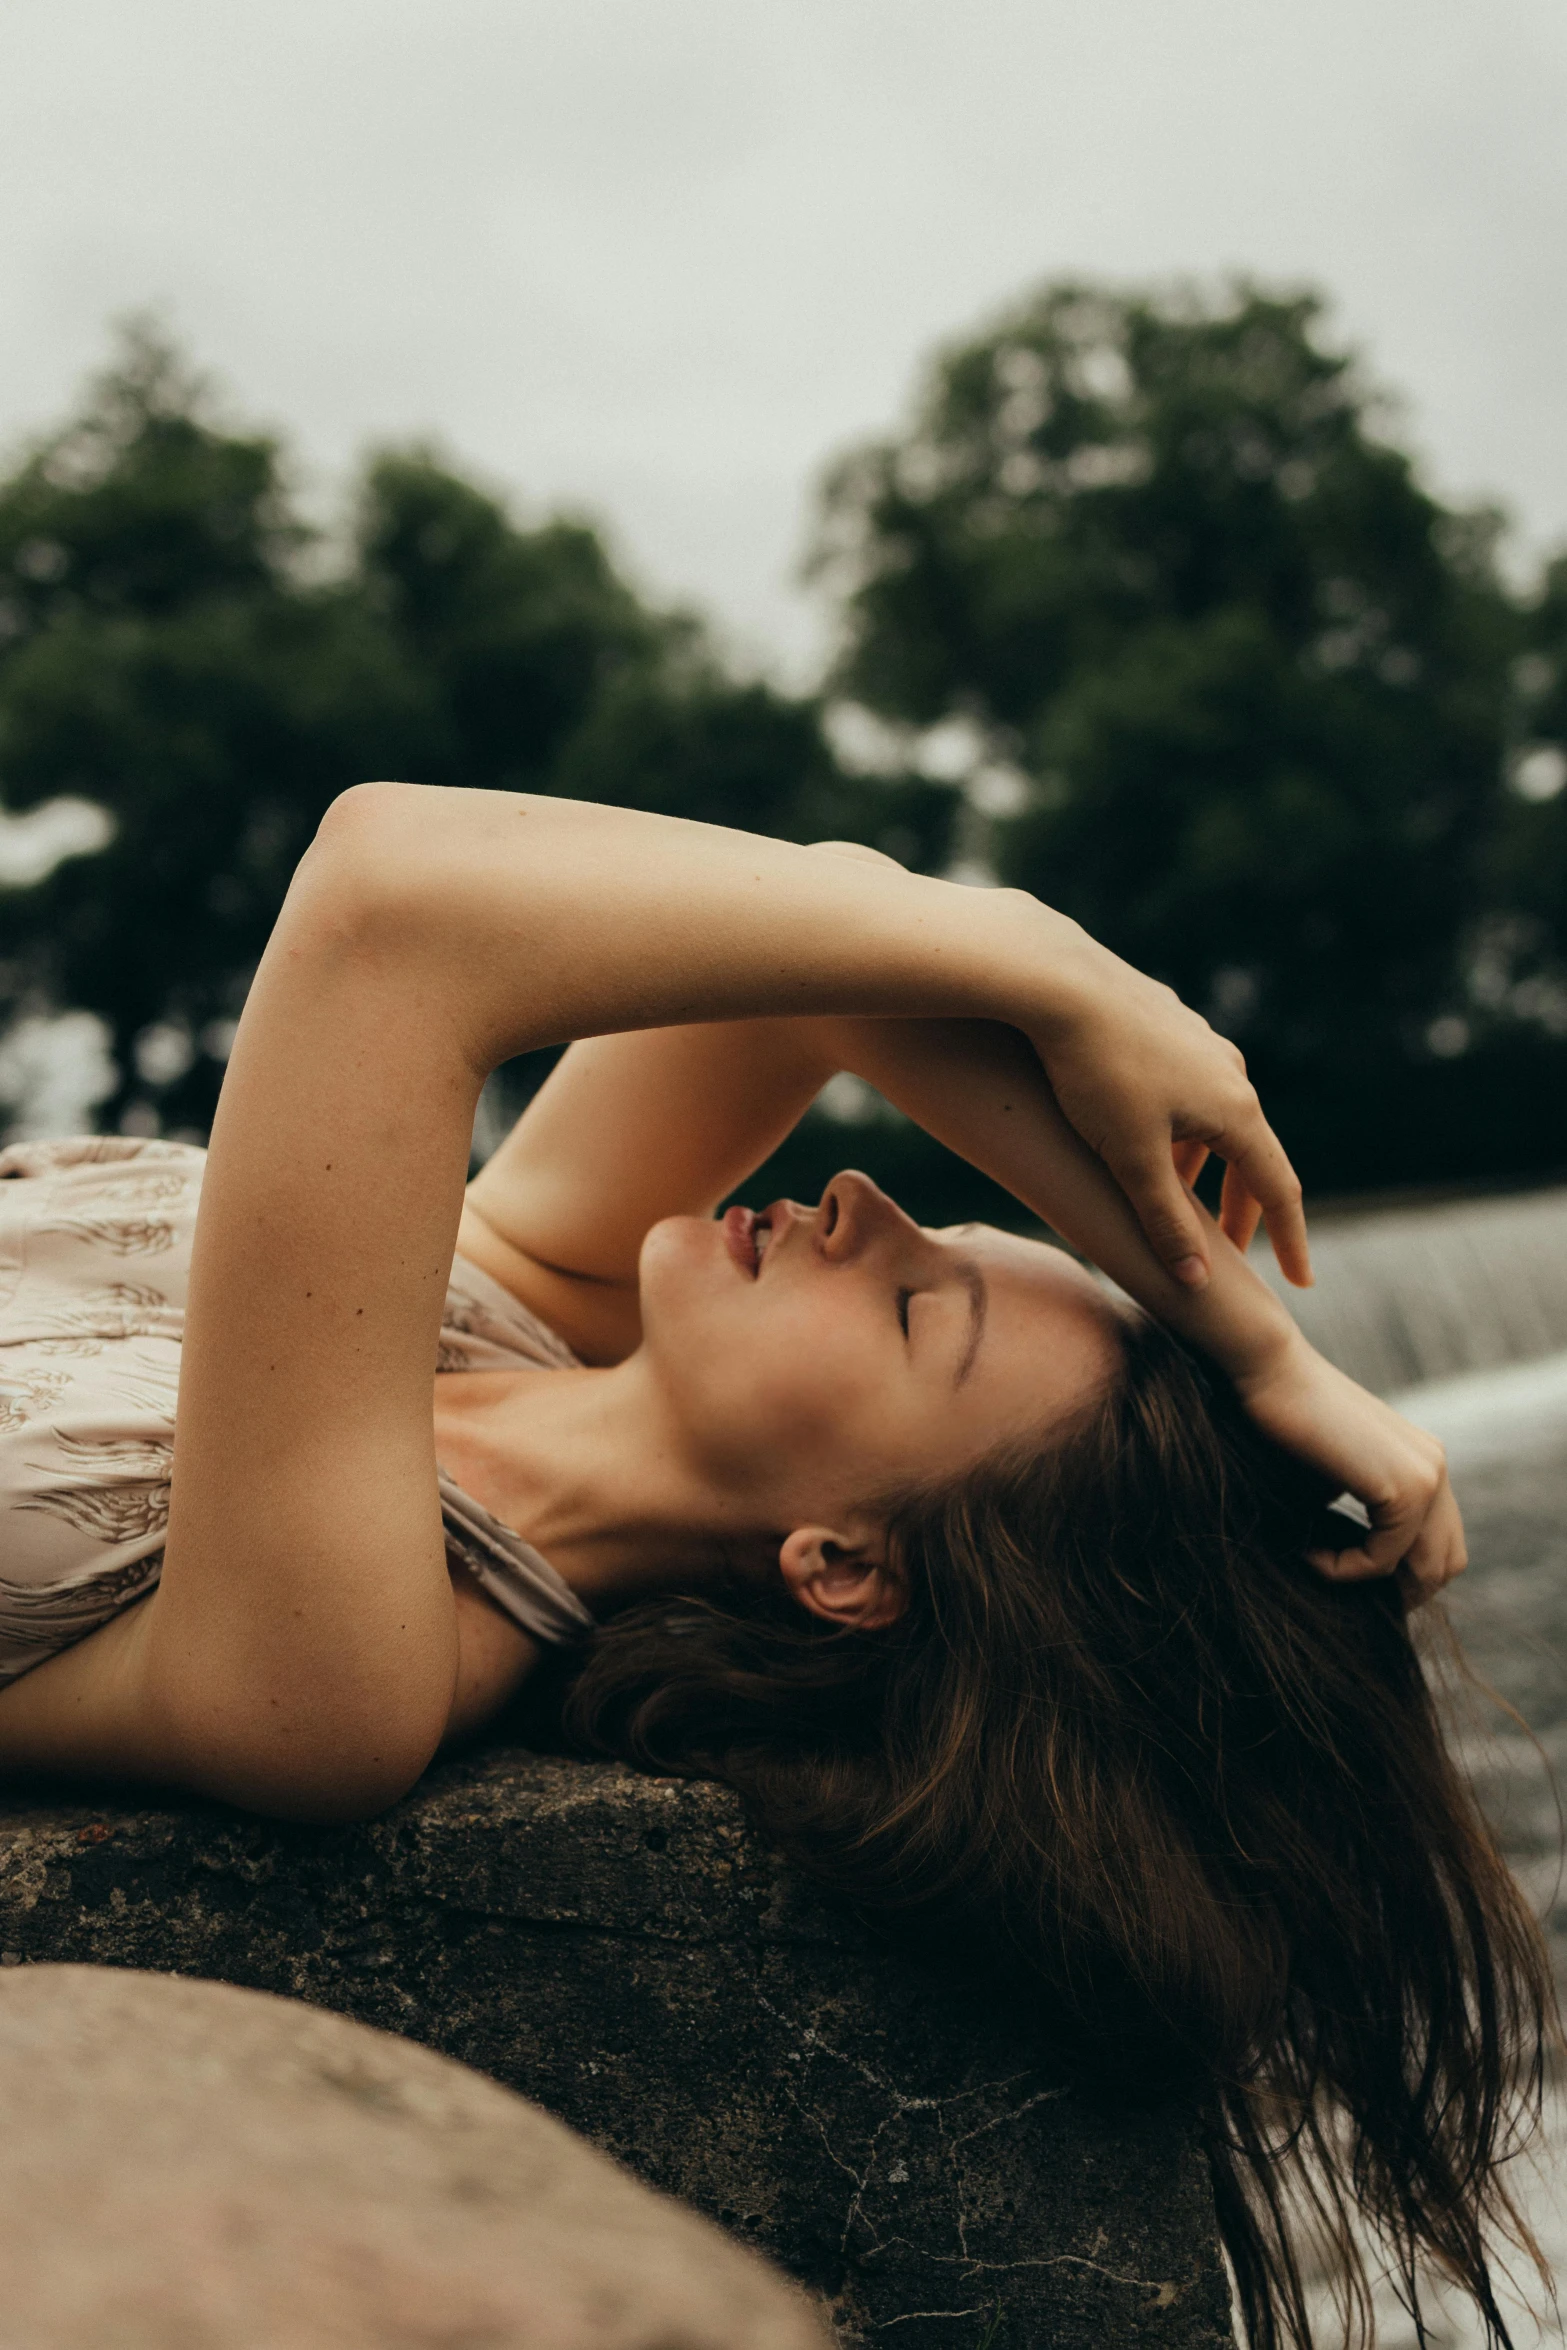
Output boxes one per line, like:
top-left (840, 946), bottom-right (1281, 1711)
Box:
top-left (0, 1747), bottom-right (1231, 2350)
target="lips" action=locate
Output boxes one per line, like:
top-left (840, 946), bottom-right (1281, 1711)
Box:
top-left (722, 1204), bottom-right (760, 1277)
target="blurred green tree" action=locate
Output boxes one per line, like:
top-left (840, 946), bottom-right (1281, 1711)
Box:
top-left (0, 329), bottom-right (439, 1131)
top-left (7, 298), bottom-right (1565, 1206)
top-left (1481, 555), bottom-right (1567, 1014)
top-left (813, 281), bottom-right (1567, 1188)
top-left (353, 450), bottom-right (664, 792)
top-left (0, 325), bottom-right (934, 1141)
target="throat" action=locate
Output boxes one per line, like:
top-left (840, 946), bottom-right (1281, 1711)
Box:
top-left (432, 1369), bottom-right (547, 1537)
top-left (430, 1363), bottom-right (722, 1609)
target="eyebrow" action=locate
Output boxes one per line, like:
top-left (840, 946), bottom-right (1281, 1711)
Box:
top-left (952, 1257), bottom-right (988, 1388)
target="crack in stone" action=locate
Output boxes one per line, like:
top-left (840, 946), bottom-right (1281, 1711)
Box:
top-left (838, 2107), bottom-right (901, 2257)
top-left (774, 2072), bottom-right (867, 2195)
top-left (753, 1990), bottom-right (1137, 2305)
top-left (959, 2250), bottom-right (1181, 2301)
top-left (944, 2085), bottom-right (1073, 2265)
top-left (753, 1994), bottom-right (936, 2104)
top-left (871, 2308), bottom-right (989, 2328)
top-left (871, 2235), bottom-right (1184, 2302)
top-left (945, 2085), bottom-right (1067, 2154)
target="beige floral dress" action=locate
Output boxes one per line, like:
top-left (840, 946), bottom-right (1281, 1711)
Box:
top-left (0, 1135), bottom-right (593, 1685)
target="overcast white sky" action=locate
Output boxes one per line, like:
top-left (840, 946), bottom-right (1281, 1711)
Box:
top-left (3, 0), bottom-right (1565, 683)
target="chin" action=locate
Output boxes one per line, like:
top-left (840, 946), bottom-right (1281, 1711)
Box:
top-left (637, 1213), bottom-right (730, 1335)
top-left (639, 1211), bottom-right (716, 1275)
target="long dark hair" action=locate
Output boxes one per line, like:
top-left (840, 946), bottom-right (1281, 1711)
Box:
top-left (565, 1312), bottom-right (1557, 2349)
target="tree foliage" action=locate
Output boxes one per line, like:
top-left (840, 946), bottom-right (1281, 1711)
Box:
top-left (1483, 552), bottom-right (1567, 1016)
top-left (816, 282), bottom-right (1567, 1187)
top-left (0, 326), bottom-right (939, 1137)
top-left (3, 294), bottom-right (1565, 1199)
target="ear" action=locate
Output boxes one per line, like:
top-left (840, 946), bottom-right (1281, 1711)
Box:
top-left (777, 1524), bottom-right (907, 1631)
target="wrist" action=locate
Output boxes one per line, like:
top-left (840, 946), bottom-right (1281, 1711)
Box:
top-left (932, 885), bottom-right (1102, 1030)
top-left (1228, 1307), bottom-right (1311, 1398)
top-left (1002, 896), bottom-right (1127, 1038)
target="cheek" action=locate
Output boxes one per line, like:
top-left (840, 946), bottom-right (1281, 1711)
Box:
top-left (726, 1308), bottom-right (910, 1507)
top-left (639, 1233), bottom-right (892, 1474)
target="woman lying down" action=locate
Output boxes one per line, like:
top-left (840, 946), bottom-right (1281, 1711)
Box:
top-left (0, 789), bottom-right (1553, 2348)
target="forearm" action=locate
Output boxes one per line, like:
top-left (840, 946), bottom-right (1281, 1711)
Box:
top-left (462, 833), bottom-right (945, 1293)
top-left (339, 788), bottom-right (1061, 1065)
top-left (822, 1015), bottom-right (1298, 1383)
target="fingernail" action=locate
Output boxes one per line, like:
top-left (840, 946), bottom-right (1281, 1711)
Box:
top-left (1172, 1255), bottom-right (1209, 1290)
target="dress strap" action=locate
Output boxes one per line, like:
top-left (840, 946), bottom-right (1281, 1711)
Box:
top-left (443, 1255), bottom-right (581, 1370)
top-left (438, 1470), bottom-right (595, 1647)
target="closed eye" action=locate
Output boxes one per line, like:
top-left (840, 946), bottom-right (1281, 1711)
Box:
top-left (896, 1287), bottom-right (912, 1337)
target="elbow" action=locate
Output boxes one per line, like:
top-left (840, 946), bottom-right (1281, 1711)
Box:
top-left (139, 1598), bottom-right (458, 1828)
top-left (150, 1673), bottom-right (447, 1828)
top-left (276, 782), bottom-right (475, 1043)
top-left (290, 780), bottom-right (527, 1065)
top-left (294, 781), bottom-right (430, 931)
top-left (191, 1731), bottom-right (440, 1828)
top-left (313, 777), bottom-right (427, 854)
top-left (252, 1766), bottom-right (430, 1829)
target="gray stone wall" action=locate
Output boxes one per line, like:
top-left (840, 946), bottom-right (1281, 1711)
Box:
top-left (0, 1751), bottom-right (1230, 2350)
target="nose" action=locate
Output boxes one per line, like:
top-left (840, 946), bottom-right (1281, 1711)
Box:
top-left (815, 1170), bottom-right (915, 1260)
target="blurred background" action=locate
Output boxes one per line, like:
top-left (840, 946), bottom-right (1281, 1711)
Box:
top-left (2, 0), bottom-right (1566, 1222)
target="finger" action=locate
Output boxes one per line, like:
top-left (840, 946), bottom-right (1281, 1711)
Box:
top-left (1306, 1540), bottom-right (1394, 1583)
top-left (1308, 1451), bottom-right (1448, 1586)
top-left (1108, 1149), bottom-right (1211, 1289)
top-left (1172, 1139), bottom-right (1210, 1186)
top-left (1218, 1162), bottom-right (1264, 1254)
top-left (1360, 1464), bottom-right (1450, 1576)
top-left (1220, 1116), bottom-right (1312, 1288)
top-left (1397, 1480), bottom-right (1468, 1605)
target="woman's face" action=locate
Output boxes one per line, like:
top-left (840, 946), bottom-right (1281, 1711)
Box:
top-left (636, 1170), bottom-right (1122, 1535)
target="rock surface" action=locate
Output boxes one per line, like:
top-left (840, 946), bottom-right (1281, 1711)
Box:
top-left (0, 1752), bottom-right (1231, 2350)
top-left (0, 1962), bottom-right (827, 2350)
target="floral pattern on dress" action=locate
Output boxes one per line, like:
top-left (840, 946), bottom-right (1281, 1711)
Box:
top-left (0, 1136), bottom-right (587, 1683)
top-left (19, 1429), bottom-right (175, 1547)
top-left (36, 1215), bottom-right (177, 1256)
top-left (0, 1367), bottom-right (73, 1433)
top-left (19, 1476), bottom-right (171, 1547)
top-left (103, 1358), bottom-right (181, 1415)
top-left (25, 1283), bottom-right (173, 1339)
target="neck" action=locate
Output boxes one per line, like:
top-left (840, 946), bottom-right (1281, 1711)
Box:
top-left (432, 1360), bottom-right (753, 1608)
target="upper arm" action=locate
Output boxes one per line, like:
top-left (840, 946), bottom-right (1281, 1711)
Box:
top-left (112, 796), bottom-right (474, 1816)
top-left (0, 1559), bottom-right (537, 1811)
top-left (0, 1590), bottom-right (425, 1826)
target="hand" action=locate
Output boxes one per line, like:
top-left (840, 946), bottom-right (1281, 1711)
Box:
top-left (1234, 1332), bottom-right (1467, 1605)
top-left (1026, 920), bottom-right (1312, 1292)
